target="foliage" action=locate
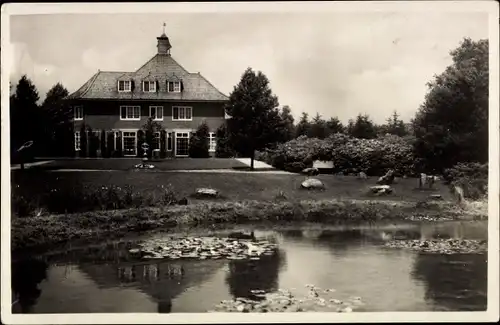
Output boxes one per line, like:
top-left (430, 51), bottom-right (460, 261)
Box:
top-left (160, 130), bottom-right (167, 158)
top-left (309, 113), bottom-right (328, 139)
top-left (326, 117), bottom-right (345, 135)
top-left (106, 131), bottom-right (115, 157)
top-left (100, 130), bottom-right (107, 157)
top-left (443, 162), bottom-right (488, 199)
top-left (215, 124), bottom-right (236, 158)
top-left (347, 114), bottom-right (378, 139)
top-left (10, 75), bottom-right (40, 162)
top-left (137, 130), bottom-right (145, 157)
top-left (275, 105), bottom-right (296, 143)
top-left (140, 117), bottom-right (163, 158)
top-left (225, 67), bottom-right (281, 168)
top-left (412, 38), bottom-right (489, 172)
top-left (382, 111), bottom-right (408, 137)
top-left (295, 112), bottom-right (311, 138)
top-left (189, 121), bottom-right (210, 158)
top-left (264, 133), bottom-right (415, 175)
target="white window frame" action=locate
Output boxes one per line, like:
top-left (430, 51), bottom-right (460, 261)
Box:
top-left (121, 129), bottom-right (138, 157)
top-left (74, 106), bottom-right (83, 120)
top-left (209, 132), bottom-right (216, 152)
top-left (174, 130), bottom-right (191, 157)
top-left (118, 80), bottom-right (131, 92)
top-left (152, 131), bottom-right (161, 151)
top-left (120, 106), bottom-right (141, 121)
top-left (74, 131), bottom-right (81, 151)
top-left (143, 81), bottom-right (156, 93)
top-left (149, 106), bottom-right (164, 121)
top-left (167, 81), bottom-right (181, 93)
top-left (166, 132), bottom-right (173, 151)
top-left (172, 106), bottom-right (192, 121)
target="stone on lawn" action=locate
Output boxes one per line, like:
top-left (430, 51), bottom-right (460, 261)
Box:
top-left (302, 167), bottom-right (319, 176)
top-left (358, 172), bottom-right (367, 179)
top-left (370, 185), bottom-right (393, 195)
top-left (377, 169), bottom-right (395, 185)
top-left (195, 188), bottom-right (218, 198)
top-left (429, 194), bottom-right (442, 200)
top-left (301, 178), bottom-right (325, 190)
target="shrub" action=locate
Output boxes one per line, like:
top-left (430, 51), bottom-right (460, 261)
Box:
top-left (100, 130), bottom-right (107, 157)
top-left (160, 130), bottom-right (167, 158)
top-left (189, 122), bottom-right (210, 158)
top-left (215, 124), bottom-right (235, 158)
top-left (444, 162), bottom-right (488, 199)
top-left (106, 131), bottom-right (115, 157)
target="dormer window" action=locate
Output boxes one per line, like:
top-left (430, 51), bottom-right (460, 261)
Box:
top-left (143, 81), bottom-right (156, 92)
top-left (118, 80), bottom-right (131, 92)
top-left (167, 81), bottom-right (181, 93)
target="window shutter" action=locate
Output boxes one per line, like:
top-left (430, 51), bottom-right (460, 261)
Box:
top-left (180, 80), bottom-right (184, 92)
top-left (131, 80), bottom-right (135, 91)
top-left (156, 81), bottom-right (159, 92)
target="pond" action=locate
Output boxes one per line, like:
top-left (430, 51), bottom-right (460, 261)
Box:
top-left (11, 220), bottom-right (487, 313)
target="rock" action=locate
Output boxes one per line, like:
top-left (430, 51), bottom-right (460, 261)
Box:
top-left (358, 172), bottom-right (367, 179)
top-left (429, 194), bottom-right (442, 200)
top-left (195, 188), bottom-right (218, 198)
top-left (301, 178), bottom-right (325, 190)
top-left (377, 169), bottom-right (395, 185)
top-left (177, 197), bottom-right (189, 205)
top-left (369, 185), bottom-right (393, 195)
top-left (302, 167), bottom-right (319, 176)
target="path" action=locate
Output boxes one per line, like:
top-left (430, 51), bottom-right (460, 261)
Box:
top-left (235, 158), bottom-right (275, 170)
top-left (10, 160), bottom-right (54, 171)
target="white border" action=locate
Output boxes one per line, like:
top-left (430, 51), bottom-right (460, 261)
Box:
top-left (1, 2), bottom-right (499, 324)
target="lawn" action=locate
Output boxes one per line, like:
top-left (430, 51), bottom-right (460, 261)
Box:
top-left (11, 168), bottom-right (454, 208)
top-left (29, 158), bottom-right (249, 171)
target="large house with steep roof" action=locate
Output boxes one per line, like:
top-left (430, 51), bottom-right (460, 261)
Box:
top-left (67, 29), bottom-right (228, 158)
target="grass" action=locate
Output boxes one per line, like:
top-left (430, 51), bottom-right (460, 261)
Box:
top-left (11, 198), bottom-right (487, 252)
top-left (28, 158), bottom-right (248, 171)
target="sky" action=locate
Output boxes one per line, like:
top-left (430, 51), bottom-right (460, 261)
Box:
top-left (9, 11), bottom-right (488, 124)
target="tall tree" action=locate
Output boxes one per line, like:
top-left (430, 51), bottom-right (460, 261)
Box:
top-left (295, 112), bottom-right (311, 138)
top-left (40, 83), bottom-right (72, 156)
top-left (326, 117), bottom-right (345, 135)
top-left (309, 112), bottom-right (327, 139)
top-left (278, 105), bottom-right (296, 142)
top-left (141, 117), bottom-right (163, 158)
top-left (225, 67), bottom-right (280, 169)
top-left (347, 114), bottom-right (378, 139)
top-left (189, 121), bottom-right (210, 158)
top-left (383, 111), bottom-right (408, 137)
top-left (412, 38), bottom-right (488, 172)
top-left (10, 75), bottom-right (40, 161)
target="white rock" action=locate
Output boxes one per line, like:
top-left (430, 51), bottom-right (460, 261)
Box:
top-left (301, 178), bottom-right (325, 190)
top-left (196, 188), bottom-right (218, 197)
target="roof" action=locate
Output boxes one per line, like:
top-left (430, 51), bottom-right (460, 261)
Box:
top-left (67, 54), bottom-right (229, 102)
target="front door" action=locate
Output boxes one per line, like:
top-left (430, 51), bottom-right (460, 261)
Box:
top-left (123, 131), bottom-right (137, 156)
top-left (175, 132), bottom-right (189, 157)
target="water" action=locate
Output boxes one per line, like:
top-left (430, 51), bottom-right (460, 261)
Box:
top-left (11, 221), bottom-right (488, 313)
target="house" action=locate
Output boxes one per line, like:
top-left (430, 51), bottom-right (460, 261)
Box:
top-left (67, 28), bottom-right (229, 158)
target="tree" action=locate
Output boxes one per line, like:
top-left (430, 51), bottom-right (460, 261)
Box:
top-left (382, 111), bottom-right (408, 137)
top-left (225, 67), bottom-right (280, 169)
top-left (277, 105), bottom-right (295, 142)
top-left (326, 117), bottom-right (345, 135)
top-left (215, 124), bottom-right (235, 158)
top-left (189, 121), bottom-right (210, 158)
top-left (10, 75), bottom-right (40, 161)
top-left (412, 38), bottom-right (488, 172)
top-left (309, 112), bottom-right (327, 139)
top-left (347, 114), bottom-right (378, 139)
top-left (40, 83), bottom-right (72, 156)
top-left (295, 112), bottom-right (311, 138)
top-left (140, 117), bottom-right (163, 158)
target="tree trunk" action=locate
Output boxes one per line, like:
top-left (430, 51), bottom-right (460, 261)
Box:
top-left (250, 150), bottom-right (255, 170)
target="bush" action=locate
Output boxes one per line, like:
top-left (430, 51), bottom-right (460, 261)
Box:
top-left (189, 122), bottom-right (210, 158)
top-left (100, 130), bottom-right (107, 157)
top-left (160, 130), bottom-right (167, 158)
top-left (106, 131), bottom-right (115, 157)
top-left (265, 133), bottom-right (415, 175)
top-left (444, 162), bottom-right (488, 199)
top-left (215, 124), bottom-right (235, 158)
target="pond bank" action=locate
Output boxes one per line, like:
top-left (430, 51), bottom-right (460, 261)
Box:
top-left (11, 198), bottom-right (487, 253)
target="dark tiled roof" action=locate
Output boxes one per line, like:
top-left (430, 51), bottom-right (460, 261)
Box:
top-left (68, 54), bottom-right (228, 102)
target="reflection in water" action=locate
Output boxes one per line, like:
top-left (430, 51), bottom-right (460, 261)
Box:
top-left (12, 258), bottom-right (49, 313)
top-left (412, 253), bottom-right (487, 311)
top-left (11, 221), bottom-right (488, 313)
top-left (225, 249), bottom-right (286, 300)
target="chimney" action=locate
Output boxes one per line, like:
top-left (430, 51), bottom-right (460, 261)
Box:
top-left (157, 23), bottom-right (172, 55)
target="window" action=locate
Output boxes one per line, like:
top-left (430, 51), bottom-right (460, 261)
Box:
top-left (172, 106), bottom-right (192, 121)
top-left (167, 132), bottom-right (173, 151)
top-left (74, 106), bottom-right (83, 120)
top-left (152, 132), bottom-right (161, 151)
top-left (149, 106), bottom-right (163, 121)
top-left (120, 106), bottom-right (141, 120)
top-left (167, 81), bottom-right (181, 93)
top-left (123, 131), bottom-right (137, 156)
top-left (74, 132), bottom-right (81, 151)
top-left (209, 132), bottom-right (216, 152)
top-left (118, 80), bottom-right (131, 92)
top-left (143, 81), bottom-right (156, 92)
